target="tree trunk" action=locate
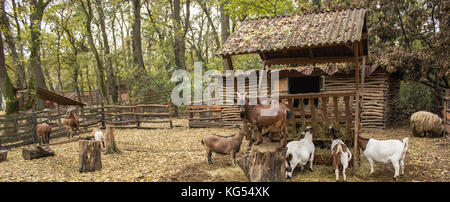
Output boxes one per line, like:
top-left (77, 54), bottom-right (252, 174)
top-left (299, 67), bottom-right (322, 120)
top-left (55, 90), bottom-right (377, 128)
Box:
top-left (132, 0), bottom-right (146, 73)
top-left (0, 31), bottom-right (18, 115)
top-left (172, 0), bottom-right (190, 70)
top-left (29, 0), bottom-right (51, 110)
top-left (80, 0), bottom-right (109, 105)
top-left (236, 142), bottom-right (286, 182)
top-left (0, 0), bottom-right (26, 89)
top-left (0, 150), bottom-right (7, 162)
top-left (220, 1), bottom-right (230, 70)
top-left (22, 146), bottom-right (55, 160)
top-left (94, 0), bottom-right (118, 104)
top-left (104, 127), bottom-right (119, 154)
top-left (79, 140), bottom-right (102, 172)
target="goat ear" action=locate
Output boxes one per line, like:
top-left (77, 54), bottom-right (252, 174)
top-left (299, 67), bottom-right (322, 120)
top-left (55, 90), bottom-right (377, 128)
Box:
top-left (286, 153), bottom-right (292, 161)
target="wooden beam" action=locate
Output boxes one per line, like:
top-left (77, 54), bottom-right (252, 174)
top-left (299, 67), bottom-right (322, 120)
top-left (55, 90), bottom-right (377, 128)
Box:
top-left (353, 42), bottom-right (360, 174)
top-left (308, 47), bottom-right (314, 58)
top-left (224, 55), bottom-right (234, 71)
top-left (264, 56), bottom-right (355, 65)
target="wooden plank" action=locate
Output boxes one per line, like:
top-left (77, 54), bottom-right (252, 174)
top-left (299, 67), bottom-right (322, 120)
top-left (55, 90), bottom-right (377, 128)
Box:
top-left (354, 42), bottom-right (360, 173)
top-left (280, 91), bottom-right (355, 99)
top-left (264, 56), bottom-right (355, 65)
top-left (344, 96), bottom-right (351, 137)
top-left (322, 97), bottom-right (328, 134)
top-left (310, 98), bottom-right (316, 132)
top-left (288, 99), bottom-right (296, 136)
top-left (333, 97), bottom-right (339, 128)
top-left (300, 98), bottom-right (306, 132)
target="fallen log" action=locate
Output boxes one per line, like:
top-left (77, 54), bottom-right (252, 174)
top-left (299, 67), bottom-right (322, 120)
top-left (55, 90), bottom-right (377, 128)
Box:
top-left (22, 146), bottom-right (55, 160)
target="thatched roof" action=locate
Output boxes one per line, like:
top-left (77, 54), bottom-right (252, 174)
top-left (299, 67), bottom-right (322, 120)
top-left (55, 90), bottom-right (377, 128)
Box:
top-left (217, 8), bottom-right (368, 58)
top-left (36, 87), bottom-right (85, 107)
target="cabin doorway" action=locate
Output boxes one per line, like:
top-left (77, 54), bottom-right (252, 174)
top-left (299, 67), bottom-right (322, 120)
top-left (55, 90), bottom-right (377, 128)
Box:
top-left (288, 76), bottom-right (321, 108)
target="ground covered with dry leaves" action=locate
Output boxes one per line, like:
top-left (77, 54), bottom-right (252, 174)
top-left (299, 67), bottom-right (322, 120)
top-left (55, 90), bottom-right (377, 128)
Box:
top-left (0, 119), bottom-right (448, 182)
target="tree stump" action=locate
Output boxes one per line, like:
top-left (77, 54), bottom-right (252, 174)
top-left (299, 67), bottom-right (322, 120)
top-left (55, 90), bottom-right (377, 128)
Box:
top-left (0, 150), bottom-right (8, 162)
top-left (22, 146), bottom-right (55, 160)
top-left (236, 142), bottom-right (286, 182)
top-left (79, 140), bottom-right (102, 173)
top-left (104, 127), bottom-right (119, 154)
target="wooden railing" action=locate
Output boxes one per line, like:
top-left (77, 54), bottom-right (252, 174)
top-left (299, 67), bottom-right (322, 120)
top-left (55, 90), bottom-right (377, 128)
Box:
top-left (188, 105), bottom-right (222, 128)
top-left (0, 106), bottom-right (103, 149)
top-left (103, 100), bottom-right (173, 129)
top-left (280, 91), bottom-right (356, 139)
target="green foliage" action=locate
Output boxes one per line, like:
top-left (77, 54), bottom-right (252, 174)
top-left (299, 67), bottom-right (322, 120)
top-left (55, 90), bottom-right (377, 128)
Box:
top-left (399, 81), bottom-right (434, 116)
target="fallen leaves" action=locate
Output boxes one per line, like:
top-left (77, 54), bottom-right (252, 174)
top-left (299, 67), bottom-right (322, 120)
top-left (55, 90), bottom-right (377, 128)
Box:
top-left (0, 119), bottom-right (448, 182)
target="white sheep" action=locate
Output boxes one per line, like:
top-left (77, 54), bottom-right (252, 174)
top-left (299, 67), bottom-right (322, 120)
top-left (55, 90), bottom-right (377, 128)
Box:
top-left (355, 134), bottom-right (409, 180)
top-left (285, 126), bottom-right (315, 179)
top-left (410, 111), bottom-right (444, 137)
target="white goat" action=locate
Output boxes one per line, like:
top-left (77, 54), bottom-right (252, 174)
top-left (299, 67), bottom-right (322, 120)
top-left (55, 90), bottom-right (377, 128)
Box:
top-left (92, 128), bottom-right (105, 149)
top-left (355, 134), bottom-right (409, 180)
top-left (285, 126), bottom-right (315, 179)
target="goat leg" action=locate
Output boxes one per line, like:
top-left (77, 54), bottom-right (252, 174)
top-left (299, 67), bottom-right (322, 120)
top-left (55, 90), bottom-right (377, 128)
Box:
top-left (254, 128), bottom-right (262, 145)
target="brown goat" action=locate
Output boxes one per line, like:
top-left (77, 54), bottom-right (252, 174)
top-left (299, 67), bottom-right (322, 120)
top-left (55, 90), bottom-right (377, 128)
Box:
top-left (201, 126), bottom-right (246, 165)
top-left (64, 110), bottom-right (79, 139)
top-left (36, 121), bottom-right (57, 145)
top-left (237, 92), bottom-right (291, 149)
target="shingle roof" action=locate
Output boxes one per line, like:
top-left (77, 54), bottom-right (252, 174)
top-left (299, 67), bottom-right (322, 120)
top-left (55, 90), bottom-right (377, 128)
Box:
top-left (36, 87), bottom-right (86, 107)
top-left (217, 8), bottom-right (367, 56)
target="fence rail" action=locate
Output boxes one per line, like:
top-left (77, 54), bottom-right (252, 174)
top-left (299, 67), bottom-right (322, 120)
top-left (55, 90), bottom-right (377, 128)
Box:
top-left (188, 105), bottom-right (222, 128)
top-left (0, 100), bottom-right (175, 149)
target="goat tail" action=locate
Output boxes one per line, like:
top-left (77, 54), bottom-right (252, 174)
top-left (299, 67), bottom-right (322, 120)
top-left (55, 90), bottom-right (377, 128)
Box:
top-left (201, 139), bottom-right (204, 145)
top-left (286, 109), bottom-right (292, 119)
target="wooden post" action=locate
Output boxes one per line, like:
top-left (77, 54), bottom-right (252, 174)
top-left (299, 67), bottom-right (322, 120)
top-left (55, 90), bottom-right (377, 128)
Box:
top-left (300, 99), bottom-right (306, 132)
top-left (322, 97), bottom-right (328, 135)
top-left (100, 101), bottom-right (106, 129)
top-left (168, 99), bottom-right (173, 129)
top-left (353, 42), bottom-right (360, 174)
top-left (344, 96), bottom-right (351, 137)
top-left (104, 127), bottom-right (119, 154)
top-left (79, 140), bottom-right (102, 173)
top-left (333, 97), bottom-right (339, 128)
top-left (288, 99), bottom-right (296, 137)
top-left (310, 98), bottom-right (316, 131)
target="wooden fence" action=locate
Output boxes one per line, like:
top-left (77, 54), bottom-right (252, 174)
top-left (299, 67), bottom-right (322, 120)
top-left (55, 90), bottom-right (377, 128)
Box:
top-left (0, 106), bottom-right (103, 149)
top-left (188, 105), bottom-right (222, 128)
top-left (280, 91), bottom-right (356, 140)
top-left (103, 99), bottom-right (173, 129)
top-left (0, 100), bottom-right (175, 149)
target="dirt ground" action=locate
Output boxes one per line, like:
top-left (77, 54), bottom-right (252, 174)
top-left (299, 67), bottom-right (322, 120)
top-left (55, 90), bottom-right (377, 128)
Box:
top-left (0, 119), bottom-right (448, 182)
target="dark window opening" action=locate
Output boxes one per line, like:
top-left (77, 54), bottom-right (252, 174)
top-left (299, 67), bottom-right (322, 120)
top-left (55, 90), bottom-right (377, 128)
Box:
top-left (288, 76), bottom-right (321, 108)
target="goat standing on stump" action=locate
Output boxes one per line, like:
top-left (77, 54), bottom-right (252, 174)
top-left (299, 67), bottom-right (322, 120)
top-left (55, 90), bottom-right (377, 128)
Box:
top-left (352, 132), bottom-right (409, 181)
top-left (285, 126), bottom-right (315, 179)
top-left (64, 109), bottom-right (79, 139)
top-left (237, 92), bottom-right (291, 149)
top-left (201, 125), bottom-right (246, 165)
top-left (329, 127), bottom-right (352, 182)
top-left (36, 121), bottom-right (58, 145)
